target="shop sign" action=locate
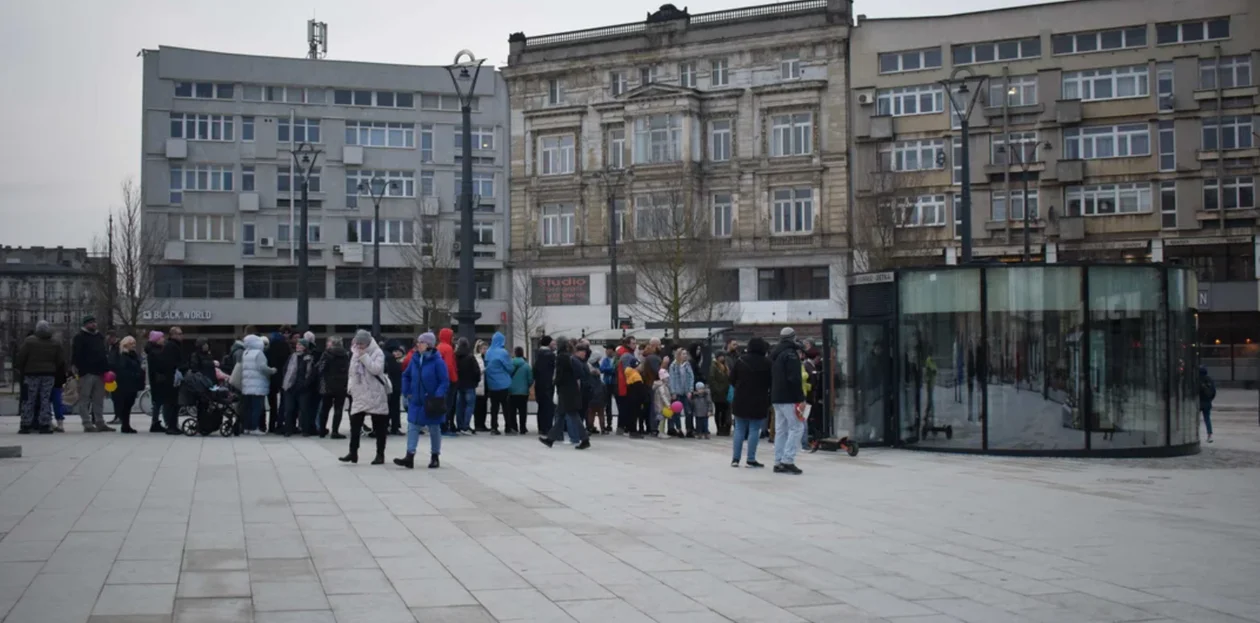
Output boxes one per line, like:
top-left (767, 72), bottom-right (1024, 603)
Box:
top-left (141, 309), bottom-right (213, 321)
top-left (849, 272), bottom-right (894, 286)
top-left (531, 275), bottom-right (590, 306)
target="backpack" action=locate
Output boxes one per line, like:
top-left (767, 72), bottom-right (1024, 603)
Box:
top-left (1200, 377), bottom-right (1216, 401)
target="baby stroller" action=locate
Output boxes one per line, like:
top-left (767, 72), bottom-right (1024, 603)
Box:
top-left (179, 372), bottom-right (240, 437)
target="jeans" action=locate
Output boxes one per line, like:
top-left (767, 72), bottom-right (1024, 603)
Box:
top-left (282, 388), bottom-right (304, 434)
top-left (243, 395), bottom-right (266, 431)
top-left (1202, 405), bottom-right (1213, 436)
top-left (456, 388), bottom-right (476, 432)
top-left (408, 423), bottom-right (443, 454)
top-left (732, 418), bottom-right (764, 463)
top-left (695, 416), bottom-right (710, 435)
top-left (773, 404), bottom-right (805, 465)
top-left (77, 373), bottom-right (106, 426)
top-left (51, 387), bottom-right (65, 421)
top-left (547, 411), bottom-right (588, 444)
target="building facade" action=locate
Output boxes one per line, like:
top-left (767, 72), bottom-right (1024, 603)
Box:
top-left (850, 0), bottom-right (1258, 381)
top-left (1, 246), bottom-right (105, 382)
top-left (502, 0), bottom-right (852, 344)
top-left (139, 46), bottom-right (511, 345)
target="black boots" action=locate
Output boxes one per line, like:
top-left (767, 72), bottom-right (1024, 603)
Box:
top-left (370, 453), bottom-right (385, 465)
top-left (393, 453), bottom-right (415, 469)
top-left (428, 454), bottom-right (440, 469)
top-left (539, 436), bottom-right (554, 448)
top-left (339, 453), bottom-right (358, 464)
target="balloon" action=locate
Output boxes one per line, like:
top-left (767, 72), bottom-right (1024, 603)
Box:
top-left (103, 371), bottom-right (116, 383)
top-left (671, 401), bottom-right (683, 414)
top-left (104, 381), bottom-right (118, 393)
top-left (662, 408), bottom-right (674, 418)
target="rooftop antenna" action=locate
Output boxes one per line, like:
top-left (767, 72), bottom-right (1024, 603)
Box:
top-left (307, 19), bottom-right (328, 59)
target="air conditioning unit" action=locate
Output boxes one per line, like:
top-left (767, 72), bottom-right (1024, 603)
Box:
top-left (857, 92), bottom-right (875, 106)
top-left (259, 237), bottom-right (275, 248)
top-left (421, 196), bottom-right (439, 216)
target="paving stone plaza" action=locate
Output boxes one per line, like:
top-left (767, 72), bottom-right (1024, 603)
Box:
top-left (0, 402), bottom-right (1258, 623)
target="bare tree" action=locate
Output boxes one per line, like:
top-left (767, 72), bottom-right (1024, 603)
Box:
top-left (510, 258), bottom-right (544, 354)
top-left (851, 169), bottom-right (927, 273)
top-left (90, 178), bottom-right (167, 336)
top-left (389, 216), bottom-right (455, 332)
top-left (623, 184), bottom-right (732, 340)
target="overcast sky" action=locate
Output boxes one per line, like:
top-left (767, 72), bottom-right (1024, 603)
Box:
top-left (0, 0), bottom-right (1048, 248)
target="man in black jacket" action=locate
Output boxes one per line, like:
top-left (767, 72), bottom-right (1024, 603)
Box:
top-left (16, 320), bottom-right (66, 434)
top-left (770, 327), bottom-right (805, 474)
top-left (71, 315), bottom-right (113, 432)
top-left (539, 337), bottom-right (590, 450)
top-left (265, 327), bottom-right (292, 433)
top-left (533, 335), bottom-right (557, 433)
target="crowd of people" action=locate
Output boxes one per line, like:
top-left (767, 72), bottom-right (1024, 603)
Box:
top-left (12, 317), bottom-right (829, 475)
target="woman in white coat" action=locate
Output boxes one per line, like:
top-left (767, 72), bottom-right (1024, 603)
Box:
top-left (239, 334), bottom-right (275, 435)
top-left (341, 330), bottom-right (390, 465)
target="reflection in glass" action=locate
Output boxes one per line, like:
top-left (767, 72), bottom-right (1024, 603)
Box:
top-left (985, 267), bottom-right (1084, 450)
top-left (829, 324), bottom-right (856, 442)
top-left (1087, 266), bottom-right (1166, 448)
top-left (899, 270), bottom-right (983, 448)
top-left (1168, 269), bottom-right (1200, 446)
top-left (854, 323), bottom-right (890, 444)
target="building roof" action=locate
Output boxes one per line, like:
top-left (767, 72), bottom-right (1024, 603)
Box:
top-left (856, 0), bottom-right (1086, 23)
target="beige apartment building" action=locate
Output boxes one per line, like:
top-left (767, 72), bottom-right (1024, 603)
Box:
top-left (503, 0), bottom-right (852, 342)
top-left (850, 0), bottom-right (1259, 381)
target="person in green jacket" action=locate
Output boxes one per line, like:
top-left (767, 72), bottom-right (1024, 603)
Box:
top-left (507, 346), bottom-right (534, 435)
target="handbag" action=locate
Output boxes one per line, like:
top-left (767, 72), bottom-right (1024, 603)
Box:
top-left (416, 360), bottom-right (446, 415)
top-left (229, 359), bottom-right (243, 390)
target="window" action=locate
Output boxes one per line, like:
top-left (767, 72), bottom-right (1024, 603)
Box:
top-left (992, 131), bottom-right (1042, 165)
top-left (1160, 181), bottom-right (1177, 229)
top-left (242, 165), bottom-right (255, 192)
top-left (1066, 183), bottom-right (1153, 216)
top-left (640, 66), bottom-right (658, 85)
top-left (770, 112), bottom-right (813, 157)
top-left (879, 139), bottom-right (945, 172)
top-left (896, 194), bottom-right (948, 227)
top-left (610, 71), bottom-right (628, 96)
top-left (606, 273), bottom-right (638, 306)
top-left (153, 266), bottom-right (235, 299)
top-left (876, 84), bottom-right (944, 117)
top-left (1202, 116), bottom-right (1254, 151)
top-left (453, 126), bottom-right (495, 151)
top-left (345, 121), bottom-right (415, 148)
top-left (1052, 26), bottom-right (1146, 55)
top-left (709, 119), bottom-right (732, 162)
top-left (547, 79), bottom-right (564, 105)
top-left (541, 204), bottom-right (575, 246)
top-left (633, 114), bottom-right (682, 164)
top-left (634, 194), bottom-right (683, 239)
top-left (334, 268), bottom-right (413, 300)
top-left (277, 222), bottom-right (321, 244)
top-left (1200, 56), bottom-right (1252, 90)
top-left (611, 199), bottom-right (628, 243)
top-left (444, 270), bottom-right (496, 300)
top-left (1062, 66), bottom-right (1149, 101)
top-left (243, 267), bottom-right (326, 299)
top-left (1159, 121), bottom-right (1176, 172)
top-left (473, 221), bottom-right (495, 246)
top-left (169, 114), bottom-right (234, 141)
top-left (678, 62), bottom-right (697, 88)
top-left (771, 187), bottom-right (814, 235)
top-left (418, 94), bottom-right (469, 111)
top-left (454, 173), bottom-right (495, 200)
top-left (710, 58), bottom-right (729, 87)
top-left (420, 124), bottom-right (434, 162)
top-left (249, 85), bottom-right (323, 104)
top-left (780, 52), bottom-right (801, 80)
top-left (607, 126), bottom-right (626, 169)
top-left (345, 219), bottom-right (415, 245)
top-left (1157, 63), bottom-right (1175, 111)
top-left (242, 223), bottom-right (256, 256)
top-left (169, 165), bottom-right (234, 202)
top-left (1204, 177), bottom-right (1255, 211)
top-left (987, 75), bottom-right (1038, 108)
top-left (420, 171), bottom-right (435, 197)
top-left (991, 190), bottom-right (1039, 221)
top-left (539, 135), bottom-right (576, 175)
top-left (1156, 18), bottom-right (1230, 45)
top-left (276, 166), bottom-right (321, 193)
top-left (344, 170), bottom-right (416, 207)
top-left (277, 118), bottom-right (321, 143)
top-left (712, 193), bottom-right (733, 238)
top-left (242, 116), bottom-right (255, 141)
top-left (878, 47), bottom-right (943, 74)
top-left (1063, 124), bottom-right (1150, 159)
top-left (952, 138), bottom-right (963, 185)
top-left (174, 215), bottom-right (234, 242)
top-left (758, 267), bottom-right (828, 301)
top-left (174, 82), bottom-right (233, 100)
top-left (332, 89), bottom-right (414, 108)
top-left (952, 37), bottom-right (1040, 65)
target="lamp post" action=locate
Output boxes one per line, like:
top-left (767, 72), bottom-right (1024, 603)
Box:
top-left (445, 50), bottom-right (487, 343)
top-left (359, 176), bottom-right (399, 338)
top-left (940, 68), bottom-right (988, 264)
top-left (996, 140), bottom-right (1053, 262)
top-left (593, 166), bottom-right (632, 330)
top-left (290, 142), bottom-right (322, 332)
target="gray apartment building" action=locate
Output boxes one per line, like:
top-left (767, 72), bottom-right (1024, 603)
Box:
top-left (1, 246), bottom-right (106, 382)
top-left (139, 46), bottom-right (510, 344)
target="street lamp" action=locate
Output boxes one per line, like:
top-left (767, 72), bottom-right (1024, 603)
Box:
top-left (290, 142), bottom-right (322, 332)
top-left (940, 68), bottom-right (988, 264)
top-left (359, 176), bottom-right (399, 338)
top-left (445, 50), bottom-right (487, 343)
top-left (593, 166), bottom-right (633, 330)
top-left (996, 140), bottom-right (1053, 262)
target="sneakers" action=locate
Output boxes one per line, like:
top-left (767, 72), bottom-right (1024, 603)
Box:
top-left (38, 427), bottom-right (54, 435)
top-left (149, 423), bottom-right (166, 434)
top-left (17, 427), bottom-right (31, 435)
top-left (83, 425), bottom-right (99, 433)
top-left (490, 429), bottom-right (501, 436)
top-left (575, 439), bottom-right (590, 450)
top-left (331, 433), bottom-right (346, 440)
top-left (52, 423), bottom-right (64, 433)
top-left (745, 461), bottom-right (764, 468)
top-left (730, 460), bottom-right (740, 468)
top-left (95, 423), bottom-right (116, 433)
top-left (775, 463), bottom-right (802, 474)
top-left (1207, 434), bottom-right (1214, 443)
top-left (538, 436), bottom-right (554, 448)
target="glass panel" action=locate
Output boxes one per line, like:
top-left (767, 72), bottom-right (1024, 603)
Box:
top-left (985, 266), bottom-right (1085, 450)
top-left (852, 323), bottom-right (890, 444)
top-left (1167, 267), bottom-right (1199, 447)
top-left (1087, 266), bottom-right (1165, 449)
top-left (899, 269), bottom-right (983, 449)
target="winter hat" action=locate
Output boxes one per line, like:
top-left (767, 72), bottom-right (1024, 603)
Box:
top-left (417, 332), bottom-right (436, 347)
top-left (695, 381), bottom-right (706, 390)
top-left (81, 315), bottom-right (96, 326)
top-left (298, 339), bottom-right (312, 351)
top-left (148, 330), bottom-right (164, 343)
top-left (780, 327), bottom-right (796, 339)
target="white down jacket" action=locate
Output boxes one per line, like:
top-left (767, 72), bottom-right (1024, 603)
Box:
top-left (347, 339), bottom-right (389, 415)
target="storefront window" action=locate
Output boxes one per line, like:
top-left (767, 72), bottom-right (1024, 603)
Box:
top-left (1168, 268), bottom-right (1200, 446)
top-left (1087, 266), bottom-right (1165, 449)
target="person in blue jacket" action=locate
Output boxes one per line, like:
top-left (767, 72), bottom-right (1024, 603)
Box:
top-left (482, 332), bottom-right (514, 434)
top-left (396, 332), bottom-right (450, 469)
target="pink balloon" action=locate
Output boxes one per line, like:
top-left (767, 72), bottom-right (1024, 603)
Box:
top-left (671, 401), bottom-right (683, 413)
top-left (103, 371), bottom-right (116, 383)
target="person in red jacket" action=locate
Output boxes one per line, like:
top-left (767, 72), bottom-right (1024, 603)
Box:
top-left (436, 328), bottom-right (459, 433)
